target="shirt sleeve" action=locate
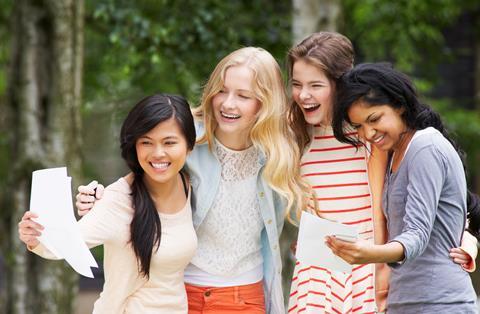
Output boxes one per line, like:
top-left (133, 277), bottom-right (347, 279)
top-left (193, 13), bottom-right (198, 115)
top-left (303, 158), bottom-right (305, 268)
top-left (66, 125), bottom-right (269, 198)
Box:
top-left (391, 145), bottom-right (445, 263)
top-left (76, 188), bottom-right (130, 247)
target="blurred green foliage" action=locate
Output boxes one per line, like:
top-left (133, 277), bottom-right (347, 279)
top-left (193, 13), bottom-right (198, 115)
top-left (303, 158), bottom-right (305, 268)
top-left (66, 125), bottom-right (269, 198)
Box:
top-left (83, 0), bottom-right (292, 108)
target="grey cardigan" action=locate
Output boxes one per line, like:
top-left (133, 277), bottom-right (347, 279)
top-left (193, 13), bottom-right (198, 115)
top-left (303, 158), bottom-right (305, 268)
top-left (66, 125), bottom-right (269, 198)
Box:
top-left (384, 127), bottom-right (476, 313)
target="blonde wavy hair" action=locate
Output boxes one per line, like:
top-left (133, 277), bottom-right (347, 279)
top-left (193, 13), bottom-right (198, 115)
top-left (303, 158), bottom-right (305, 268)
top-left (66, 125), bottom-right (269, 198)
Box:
top-left (194, 47), bottom-right (310, 219)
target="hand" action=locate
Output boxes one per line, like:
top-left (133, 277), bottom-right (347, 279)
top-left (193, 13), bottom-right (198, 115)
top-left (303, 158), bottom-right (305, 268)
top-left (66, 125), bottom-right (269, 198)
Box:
top-left (76, 180), bottom-right (104, 216)
top-left (449, 247), bottom-right (472, 267)
top-left (18, 211), bottom-right (44, 249)
top-left (325, 236), bottom-right (374, 264)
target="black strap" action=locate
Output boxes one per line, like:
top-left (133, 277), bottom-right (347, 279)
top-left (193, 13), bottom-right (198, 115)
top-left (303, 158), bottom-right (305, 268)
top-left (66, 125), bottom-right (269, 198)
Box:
top-left (180, 172), bottom-right (188, 197)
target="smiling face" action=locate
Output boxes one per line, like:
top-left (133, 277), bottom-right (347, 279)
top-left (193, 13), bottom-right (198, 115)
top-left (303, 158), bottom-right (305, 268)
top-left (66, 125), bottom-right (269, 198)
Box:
top-left (135, 117), bottom-right (190, 188)
top-left (212, 65), bottom-right (261, 149)
top-left (291, 59), bottom-right (334, 126)
top-left (347, 100), bottom-right (409, 152)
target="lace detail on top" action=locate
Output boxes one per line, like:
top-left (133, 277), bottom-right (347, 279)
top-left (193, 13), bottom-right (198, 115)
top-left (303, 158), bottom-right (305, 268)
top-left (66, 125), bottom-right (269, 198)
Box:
top-left (215, 139), bottom-right (261, 180)
top-left (191, 139), bottom-right (264, 275)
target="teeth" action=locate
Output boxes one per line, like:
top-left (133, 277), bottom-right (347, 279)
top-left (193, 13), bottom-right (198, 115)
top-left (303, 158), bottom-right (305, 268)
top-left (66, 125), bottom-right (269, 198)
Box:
top-left (151, 162), bottom-right (169, 169)
top-left (221, 112), bottom-right (240, 119)
top-left (303, 103), bottom-right (320, 110)
top-left (373, 135), bottom-right (384, 143)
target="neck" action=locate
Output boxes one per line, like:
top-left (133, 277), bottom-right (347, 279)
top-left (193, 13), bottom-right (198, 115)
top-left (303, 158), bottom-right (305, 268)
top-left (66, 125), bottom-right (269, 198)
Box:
top-left (214, 129), bottom-right (253, 150)
top-left (143, 173), bottom-right (180, 201)
top-left (392, 129), bottom-right (415, 159)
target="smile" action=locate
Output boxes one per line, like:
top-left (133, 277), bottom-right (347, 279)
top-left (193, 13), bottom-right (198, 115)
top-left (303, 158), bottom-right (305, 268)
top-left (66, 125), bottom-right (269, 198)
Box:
top-left (221, 111), bottom-right (241, 119)
top-left (372, 135), bottom-right (384, 143)
top-left (302, 103), bottom-right (321, 112)
top-left (150, 162), bottom-right (170, 169)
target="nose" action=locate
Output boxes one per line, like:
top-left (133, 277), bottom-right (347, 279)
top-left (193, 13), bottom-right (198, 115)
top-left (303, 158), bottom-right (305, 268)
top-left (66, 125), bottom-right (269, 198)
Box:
top-left (153, 145), bottom-right (166, 158)
top-left (299, 87), bottom-right (311, 101)
top-left (363, 125), bottom-right (376, 141)
top-left (222, 93), bottom-right (236, 110)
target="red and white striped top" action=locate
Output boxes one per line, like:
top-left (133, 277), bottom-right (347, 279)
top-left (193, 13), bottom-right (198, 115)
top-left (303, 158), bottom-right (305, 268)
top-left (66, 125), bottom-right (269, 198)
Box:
top-left (288, 125), bottom-right (376, 314)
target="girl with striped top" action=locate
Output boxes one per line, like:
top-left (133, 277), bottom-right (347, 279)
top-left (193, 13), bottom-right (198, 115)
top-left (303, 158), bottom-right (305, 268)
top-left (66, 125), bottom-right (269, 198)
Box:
top-left (286, 32), bottom-right (477, 314)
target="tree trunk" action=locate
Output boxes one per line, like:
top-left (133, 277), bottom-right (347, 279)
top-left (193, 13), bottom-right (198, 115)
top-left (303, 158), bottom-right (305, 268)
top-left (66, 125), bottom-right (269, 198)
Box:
top-left (3, 1), bottom-right (84, 313)
top-left (292, 0), bottom-right (341, 44)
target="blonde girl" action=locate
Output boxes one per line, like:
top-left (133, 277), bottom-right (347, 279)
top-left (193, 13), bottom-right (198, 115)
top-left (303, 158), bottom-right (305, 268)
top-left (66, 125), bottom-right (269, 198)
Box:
top-left (77, 47), bottom-right (309, 314)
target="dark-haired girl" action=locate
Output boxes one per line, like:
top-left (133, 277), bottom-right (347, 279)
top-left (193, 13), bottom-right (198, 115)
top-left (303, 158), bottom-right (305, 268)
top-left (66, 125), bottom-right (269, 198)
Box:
top-left (327, 63), bottom-right (479, 313)
top-left (18, 94), bottom-right (198, 313)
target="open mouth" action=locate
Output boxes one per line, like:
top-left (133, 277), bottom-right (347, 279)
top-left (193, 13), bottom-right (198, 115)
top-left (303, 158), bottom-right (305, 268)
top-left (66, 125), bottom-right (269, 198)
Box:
top-left (221, 111), bottom-right (241, 120)
top-left (150, 162), bottom-right (170, 170)
top-left (372, 135), bottom-right (384, 144)
top-left (302, 103), bottom-right (321, 112)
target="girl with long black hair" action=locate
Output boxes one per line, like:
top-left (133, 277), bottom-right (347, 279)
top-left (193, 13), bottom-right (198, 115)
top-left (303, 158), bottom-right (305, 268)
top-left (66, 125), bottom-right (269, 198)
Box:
top-left (18, 94), bottom-right (198, 313)
top-left (328, 63), bottom-right (480, 313)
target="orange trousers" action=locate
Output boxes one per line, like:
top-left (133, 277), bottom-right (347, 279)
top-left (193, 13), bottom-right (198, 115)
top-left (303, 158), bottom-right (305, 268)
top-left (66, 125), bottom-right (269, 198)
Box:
top-left (185, 281), bottom-right (266, 314)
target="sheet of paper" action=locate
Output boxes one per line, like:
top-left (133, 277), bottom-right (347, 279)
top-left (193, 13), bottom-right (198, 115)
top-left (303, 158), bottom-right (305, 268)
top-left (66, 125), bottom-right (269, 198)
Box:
top-left (29, 167), bottom-right (98, 277)
top-left (296, 211), bottom-right (358, 273)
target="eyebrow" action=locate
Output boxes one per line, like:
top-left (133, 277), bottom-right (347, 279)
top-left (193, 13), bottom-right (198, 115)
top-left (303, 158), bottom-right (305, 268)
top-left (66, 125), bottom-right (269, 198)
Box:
top-left (139, 135), bottom-right (179, 140)
top-left (365, 112), bottom-right (377, 122)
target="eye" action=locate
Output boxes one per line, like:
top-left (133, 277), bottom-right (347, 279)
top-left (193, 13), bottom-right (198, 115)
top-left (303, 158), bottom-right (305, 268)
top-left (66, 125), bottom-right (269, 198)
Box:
top-left (239, 94), bottom-right (251, 100)
top-left (350, 124), bottom-right (361, 130)
top-left (369, 116), bottom-right (380, 123)
top-left (291, 82), bottom-right (301, 88)
top-left (165, 141), bottom-right (178, 145)
top-left (312, 84), bottom-right (324, 88)
top-left (139, 140), bottom-right (152, 145)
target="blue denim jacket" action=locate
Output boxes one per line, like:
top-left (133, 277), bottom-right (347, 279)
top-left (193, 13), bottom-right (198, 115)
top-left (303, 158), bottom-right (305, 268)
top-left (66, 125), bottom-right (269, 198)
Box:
top-left (185, 127), bottom-right (286, 314)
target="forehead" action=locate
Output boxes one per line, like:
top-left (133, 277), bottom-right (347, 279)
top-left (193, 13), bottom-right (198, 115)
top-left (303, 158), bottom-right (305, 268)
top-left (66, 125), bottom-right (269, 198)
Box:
top-left (292, 59), bottom-right (328, 81)
top-left (223, 65), bottom-right (255, 90)
top-left (141, 118), bottom-right (184, 138)
top-left (348, 101), bottom-right (398, 122)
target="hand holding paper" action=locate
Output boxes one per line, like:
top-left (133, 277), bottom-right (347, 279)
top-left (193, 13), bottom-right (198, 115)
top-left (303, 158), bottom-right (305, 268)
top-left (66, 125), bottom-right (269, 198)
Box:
top-left (29, 167), bottom-right (98, 277)
top-left (296, 211), bottom-right (358, 273)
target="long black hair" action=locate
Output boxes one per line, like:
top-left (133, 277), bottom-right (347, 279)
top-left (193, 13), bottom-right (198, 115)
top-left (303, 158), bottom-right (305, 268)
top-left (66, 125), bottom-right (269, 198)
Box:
top-left (332, 63), bottom-right (480, 238)
top-left (120, 93), bottom-right (196, 278)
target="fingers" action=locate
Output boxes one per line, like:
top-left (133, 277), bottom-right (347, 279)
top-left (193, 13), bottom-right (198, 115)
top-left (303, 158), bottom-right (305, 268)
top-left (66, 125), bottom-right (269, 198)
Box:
top-left (449, 248), bottom-right (471, 265)
top-left (18, 211), bottom-right (43, 248)
top-left (95, 184), bottom-right (104, 199)
top-left (76, 180), bottom-right (103, 216)
top-left (78, 180), bottom-right (98, 195)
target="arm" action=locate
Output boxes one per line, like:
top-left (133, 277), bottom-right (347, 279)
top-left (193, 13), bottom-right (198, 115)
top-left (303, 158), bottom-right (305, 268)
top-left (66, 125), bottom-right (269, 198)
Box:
top-left (325, 236), bottom-right (404, 264)
top-left (327, 146), bottom-right (444, 265)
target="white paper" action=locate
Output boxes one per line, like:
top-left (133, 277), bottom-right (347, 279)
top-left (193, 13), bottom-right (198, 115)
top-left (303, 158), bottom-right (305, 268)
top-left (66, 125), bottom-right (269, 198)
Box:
top-left (296, 211), bottom-right (358, 273)
top-left (30, 167), bottom-right (98, 277)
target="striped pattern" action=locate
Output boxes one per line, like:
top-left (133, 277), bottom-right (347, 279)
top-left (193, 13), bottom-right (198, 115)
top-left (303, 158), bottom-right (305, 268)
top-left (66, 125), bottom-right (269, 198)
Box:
top-left (288, 125), bottom-right (376, 314)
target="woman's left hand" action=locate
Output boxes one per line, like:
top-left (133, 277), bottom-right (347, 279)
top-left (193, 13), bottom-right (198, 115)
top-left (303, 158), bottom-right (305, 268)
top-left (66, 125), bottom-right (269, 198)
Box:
top-left (325, 236), bottom-right (374, 264)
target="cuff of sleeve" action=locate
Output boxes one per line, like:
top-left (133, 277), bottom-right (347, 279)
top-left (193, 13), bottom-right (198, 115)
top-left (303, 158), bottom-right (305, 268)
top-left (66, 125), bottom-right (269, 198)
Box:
top-left (386, 240), bottom-right (407, 268)
top-left (460, 232), bottom-right (478, 272)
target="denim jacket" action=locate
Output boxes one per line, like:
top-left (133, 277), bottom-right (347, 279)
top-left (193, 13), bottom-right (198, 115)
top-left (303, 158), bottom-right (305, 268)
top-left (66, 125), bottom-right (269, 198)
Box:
top-left (185, 127), bottom-right (286, 314)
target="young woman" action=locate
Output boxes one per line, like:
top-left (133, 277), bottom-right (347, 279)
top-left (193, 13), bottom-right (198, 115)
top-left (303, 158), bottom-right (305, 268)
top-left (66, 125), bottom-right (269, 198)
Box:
top-left (18, 94), bottom-right (198, 313)
top-left (285, 32), bottom-right (477, 314)
top-left (328, 62), bottom-right (479, 313)
top-left (76, 47), bottom-right (308, 313)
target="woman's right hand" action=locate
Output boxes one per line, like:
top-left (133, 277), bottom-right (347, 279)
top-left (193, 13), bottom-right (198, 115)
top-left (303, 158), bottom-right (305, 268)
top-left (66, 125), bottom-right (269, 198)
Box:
top-left (76, 180), bottom-right (104, 216)
top-left (18, 211), bottom-right (44, 249)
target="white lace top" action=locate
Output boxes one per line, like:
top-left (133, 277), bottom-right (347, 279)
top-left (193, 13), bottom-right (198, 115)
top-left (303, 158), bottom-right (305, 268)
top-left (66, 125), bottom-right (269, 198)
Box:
top-left (189, 139), bottom-right (263, 276)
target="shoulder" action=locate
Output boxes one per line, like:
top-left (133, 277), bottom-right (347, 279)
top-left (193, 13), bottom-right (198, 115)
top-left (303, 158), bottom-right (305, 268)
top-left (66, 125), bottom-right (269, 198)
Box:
top-left (408, 128), bottom-right (457, 162)
top-left (95, 177), bottom-right (133, 214)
